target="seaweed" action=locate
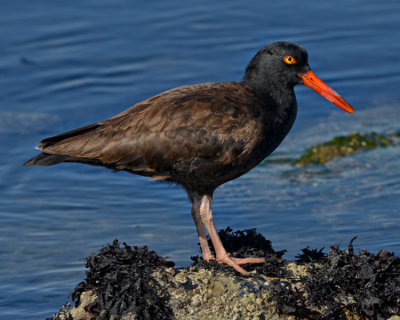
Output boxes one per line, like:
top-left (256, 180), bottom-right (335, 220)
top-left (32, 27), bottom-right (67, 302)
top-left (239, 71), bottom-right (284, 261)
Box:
top-left (71, 240), bottom-right (175, 320)
top-left (263, 131), bottom-right (398, 167)
top-left (295, 132), bottom-right (395, 166)
top-left (302, 238), bottom-right (400, 319)
top-left (296, 246), bottom-right (326, 263)
top-left (269, 279), bottom-right (320, 319)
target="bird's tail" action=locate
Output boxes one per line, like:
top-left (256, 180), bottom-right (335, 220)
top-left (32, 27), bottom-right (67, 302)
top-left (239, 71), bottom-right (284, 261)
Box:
top-left (24, 122), bottom-right (103, 167)
top-left (24, 153), bottom-right (70, 166)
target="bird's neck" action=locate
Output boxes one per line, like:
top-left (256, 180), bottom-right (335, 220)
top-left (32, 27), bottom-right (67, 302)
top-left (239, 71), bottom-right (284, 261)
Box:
top-left (242, 75), bottom-right (297, 116)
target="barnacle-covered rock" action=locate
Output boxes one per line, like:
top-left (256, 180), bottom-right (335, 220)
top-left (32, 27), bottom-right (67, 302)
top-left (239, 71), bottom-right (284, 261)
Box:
top-left (49, 230), bottom-right (400, 320)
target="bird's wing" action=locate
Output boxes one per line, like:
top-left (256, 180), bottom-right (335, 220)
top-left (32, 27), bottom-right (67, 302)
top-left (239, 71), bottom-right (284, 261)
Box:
top-left (37, 82), bottom-right (262, 175)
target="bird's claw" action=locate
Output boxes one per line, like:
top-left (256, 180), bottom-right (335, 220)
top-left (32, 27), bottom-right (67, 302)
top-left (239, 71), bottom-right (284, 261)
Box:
top-left (215, 254), bottom-right (265, 275)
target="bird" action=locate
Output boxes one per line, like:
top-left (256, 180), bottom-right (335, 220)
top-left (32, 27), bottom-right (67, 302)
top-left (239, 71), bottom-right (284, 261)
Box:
top-left (25, 41), bottom-right (354, 275)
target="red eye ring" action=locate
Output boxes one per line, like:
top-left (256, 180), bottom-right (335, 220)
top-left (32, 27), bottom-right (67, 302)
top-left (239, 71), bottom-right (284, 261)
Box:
top-left (283, 56), bottom-right (296, 65)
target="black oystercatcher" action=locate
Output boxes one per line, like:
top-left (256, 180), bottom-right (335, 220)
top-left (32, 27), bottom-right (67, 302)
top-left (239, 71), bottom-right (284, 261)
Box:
top-left (25, 42), bottom-right (354, 275)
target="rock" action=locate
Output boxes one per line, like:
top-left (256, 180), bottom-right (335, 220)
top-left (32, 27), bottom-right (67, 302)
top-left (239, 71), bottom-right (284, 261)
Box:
top-left (294, 131), bottom-right (395, 166)
top-left (48, 230), bottom-right (400, 320)
top-left (264, 131), bottom-right (399, 166)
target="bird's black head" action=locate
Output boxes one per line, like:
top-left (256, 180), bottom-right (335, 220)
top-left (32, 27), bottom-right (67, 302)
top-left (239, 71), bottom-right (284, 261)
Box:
top-left (243, 41), bottom-right (354, 114)
top-left (243, 41), bottom-right (310, 92)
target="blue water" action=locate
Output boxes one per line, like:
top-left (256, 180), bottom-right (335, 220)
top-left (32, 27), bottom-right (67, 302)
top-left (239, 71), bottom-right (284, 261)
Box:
top-left (1, 0), bottom-right (400, 318)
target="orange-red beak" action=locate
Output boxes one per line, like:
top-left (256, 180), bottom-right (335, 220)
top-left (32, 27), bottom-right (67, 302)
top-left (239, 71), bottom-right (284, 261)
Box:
top-left (299, 71), bottom-right (354, 114)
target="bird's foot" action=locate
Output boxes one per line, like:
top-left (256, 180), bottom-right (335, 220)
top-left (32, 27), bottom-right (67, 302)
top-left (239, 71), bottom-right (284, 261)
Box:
top-left (231, 257), bottom-right (266, 265)
top-left (202, 253), bottom-right (215, 261)
top-left (216, 254), bottom-right (265, 275)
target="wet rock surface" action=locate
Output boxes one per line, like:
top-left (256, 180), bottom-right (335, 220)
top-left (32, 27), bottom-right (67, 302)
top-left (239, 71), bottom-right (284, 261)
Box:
top-left (49, 230), bottom-right (400, 320)
top-left (294, 132), bottom-right (397, 166)
top-left (264, 131), bottom-right (399, 167)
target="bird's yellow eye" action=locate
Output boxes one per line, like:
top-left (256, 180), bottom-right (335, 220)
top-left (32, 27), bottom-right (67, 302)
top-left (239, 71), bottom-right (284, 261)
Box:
top-left (283, 56), bottom-right (296, 65)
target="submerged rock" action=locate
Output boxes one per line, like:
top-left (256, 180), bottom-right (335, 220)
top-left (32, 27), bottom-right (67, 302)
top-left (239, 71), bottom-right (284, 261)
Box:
top-left (294, 132), bottom-right (395, 166)
top-left (49, 230), bottom-right (400, 320)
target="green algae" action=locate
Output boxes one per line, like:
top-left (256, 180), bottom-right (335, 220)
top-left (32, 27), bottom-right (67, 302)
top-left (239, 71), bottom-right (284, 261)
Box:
top-left (294, 132), bottom-right (395, 166)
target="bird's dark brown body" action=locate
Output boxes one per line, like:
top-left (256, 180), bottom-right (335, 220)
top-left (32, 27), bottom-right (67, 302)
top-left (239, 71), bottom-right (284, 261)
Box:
top-left (25, 42), bottom-right (353, 274)
top-left (28, 81), bottom-right (297, 196)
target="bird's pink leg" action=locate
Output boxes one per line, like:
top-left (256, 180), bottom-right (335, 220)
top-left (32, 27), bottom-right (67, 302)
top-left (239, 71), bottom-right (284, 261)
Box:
top-left (191, 196), bottom-right (214, 261)
top-left (199, 195), bottom-right (265, 275)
